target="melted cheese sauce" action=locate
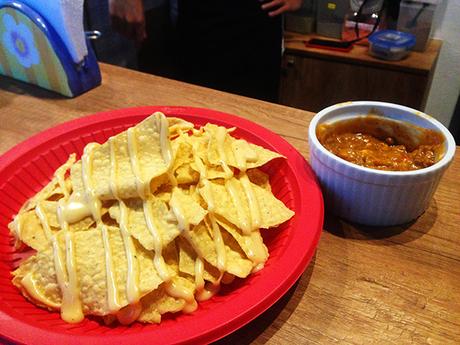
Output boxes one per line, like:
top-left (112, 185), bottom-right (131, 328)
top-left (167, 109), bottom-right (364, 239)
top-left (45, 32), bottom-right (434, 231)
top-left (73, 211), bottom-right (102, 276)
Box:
top-left (225, 179), bottom-right (250, 234)
top-left (194, 257), bottom-right (205, 300)
top-left (239, 173), bottom-right (261, 230)
top-left (193, 126), bottom-right (267, 298)
top-left (194, 258), bottom-right (222, 302)
top-left (19, 156), bottom-right (86, 323)
top-left (169, 195), bottom-right (189, 233)
top-left (127, 128), bottom-right (147, 199)
top-left (177, 126), bottom-right (267, 301)
top-left (111, 137), bottom-right (140, 304)
top-left (165, 280), bottom-right (197, 313)
top-left (191, 144), bottom-right (227, 285)
top-left (51, 231), bottom-right (84, 323)
top-left (61, 192), bottom-right (92, 223)
top-left (82, 143), bottom-right (121, 313)
top-left (109, 137), bottom-right (120, 200)
top-left (246, 232), bottom-right (267, 271)
top-left (101, 224), bottom-right (121, 311)
top-left (201, 180), bottom-right (215, 212)
top-left (63, 231), bottom-right (84, 321)
top-left (118, 201), bottom-right (140, 304)
top-left (143, 200), bottom-right (171, 281)
top-left (209, 214), bottom-right (226, 272)
top-left (35, 202), bottom-right (53, 240)
top-left (18, 114), bottom-right (270, 325)
top-left (53, 200), bottom-right (84, 323)
top-left (169, 192), bottom-right (210, 304)
top-left (155, 112), bottom-right (174, 168)
top-left (232, 140), bottom-right (248, 172)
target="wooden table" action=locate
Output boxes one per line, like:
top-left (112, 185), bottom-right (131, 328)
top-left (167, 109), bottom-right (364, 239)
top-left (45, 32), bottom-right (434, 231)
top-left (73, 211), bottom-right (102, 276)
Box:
top-left (1, 63), bottom-right (459, 344)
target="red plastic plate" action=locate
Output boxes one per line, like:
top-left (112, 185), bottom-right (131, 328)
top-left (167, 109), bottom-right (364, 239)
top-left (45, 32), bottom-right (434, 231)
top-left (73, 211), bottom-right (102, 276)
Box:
top-left (0, 106), bottom-right (323, 345)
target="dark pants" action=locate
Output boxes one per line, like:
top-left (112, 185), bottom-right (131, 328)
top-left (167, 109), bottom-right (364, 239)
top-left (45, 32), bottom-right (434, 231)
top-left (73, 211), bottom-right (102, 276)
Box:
top-left (138, 5), bottom-right (178, 79)
top-left (139, 1), bottom-right (282, 103)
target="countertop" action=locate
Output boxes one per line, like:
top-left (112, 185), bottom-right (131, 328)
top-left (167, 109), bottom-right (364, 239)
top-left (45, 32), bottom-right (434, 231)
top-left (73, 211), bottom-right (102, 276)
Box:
top-left (284, 32), bottom-right (442, 75)
top-left (1, 63), bottom-right (459, 344)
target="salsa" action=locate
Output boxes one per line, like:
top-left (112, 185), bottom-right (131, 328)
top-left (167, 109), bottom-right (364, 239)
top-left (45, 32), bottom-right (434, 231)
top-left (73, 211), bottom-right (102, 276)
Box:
top-left (316, 116), bottom-right (445, 171)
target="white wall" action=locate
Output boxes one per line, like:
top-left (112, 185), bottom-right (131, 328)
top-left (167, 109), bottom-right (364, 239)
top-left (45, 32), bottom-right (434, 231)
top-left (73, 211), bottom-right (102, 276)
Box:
top-left (425, 0), bottom-right (460, 126)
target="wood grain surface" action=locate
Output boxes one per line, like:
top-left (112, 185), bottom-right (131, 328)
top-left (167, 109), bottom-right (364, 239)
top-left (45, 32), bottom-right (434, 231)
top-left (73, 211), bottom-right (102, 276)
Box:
top-left (1, 63), bottom-right (459, 344)
top-left (284, 32), bottom-right (442, 75)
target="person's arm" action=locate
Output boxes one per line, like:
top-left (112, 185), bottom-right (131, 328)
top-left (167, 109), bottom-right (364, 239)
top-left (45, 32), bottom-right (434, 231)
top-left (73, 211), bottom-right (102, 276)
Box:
top-left (261, 0), bottom-right (303, 17)
top-left (109, 0), bottom-right (146, 42)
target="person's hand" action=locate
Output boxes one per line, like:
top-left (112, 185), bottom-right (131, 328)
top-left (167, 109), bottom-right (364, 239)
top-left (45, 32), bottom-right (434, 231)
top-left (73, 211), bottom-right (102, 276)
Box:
top-left (109, 0), bottom-right (146, 43)
top-left (261, 0), bottom-right (303, 17)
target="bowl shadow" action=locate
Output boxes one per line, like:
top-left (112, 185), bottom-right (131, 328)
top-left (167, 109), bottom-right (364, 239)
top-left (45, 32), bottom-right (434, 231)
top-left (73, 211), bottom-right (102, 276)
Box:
top-left (213, 254), bottom-right (317, 344)
top-left (324, 198), bottom-right (438, 244)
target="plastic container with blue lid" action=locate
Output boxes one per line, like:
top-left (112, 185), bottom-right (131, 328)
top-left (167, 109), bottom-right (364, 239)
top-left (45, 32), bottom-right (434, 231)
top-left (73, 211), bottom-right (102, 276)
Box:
top-left (368, 30), bottom-right (416, 61)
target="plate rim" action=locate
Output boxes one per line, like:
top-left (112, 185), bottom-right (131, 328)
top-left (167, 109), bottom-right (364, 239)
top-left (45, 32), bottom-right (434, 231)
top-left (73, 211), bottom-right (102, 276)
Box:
top-left (0, 106), bottom-right (324, 344)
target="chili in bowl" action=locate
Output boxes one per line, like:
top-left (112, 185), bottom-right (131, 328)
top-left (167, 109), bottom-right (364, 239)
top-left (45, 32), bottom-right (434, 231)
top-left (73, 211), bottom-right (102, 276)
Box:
top-left (308, 101), bottom-right (456, 226)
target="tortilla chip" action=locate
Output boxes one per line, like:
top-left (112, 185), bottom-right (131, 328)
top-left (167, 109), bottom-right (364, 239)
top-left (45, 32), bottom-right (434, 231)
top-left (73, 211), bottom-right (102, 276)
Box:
top-left (9, 208), bottom-right (53, 252)
top-left (168, 117), bottom-right (195, 137)
top-left (13, 226), bottom-right (163, 316)
top-left (220, 230), bottom-right (253, 278)
top-left (169, 187), bottom-right (207, 228)
top-left (200, 175), bottom-right (294, 231)
top-left (8, 199), bottom-right (97, 252)
top-left (200, 165), bottom-right (231, 180)
top-left (109, 198), bottom-right (181, 251)
top-left (176, 164), bottom-right (199, 185)
top-left (18, 155), bottom-right (76, 214)
top-left (9, 113), bottom-right (294, 325)
top-left (216, 217), bottom-right (268, 267)
top-left (177, 237), bottom-right (195, 277)
top-left (203, 123), bottom-right (284, 171)
top-left (172, 138), bottom-right (194, 171)
top-left (177, 237), bottom-right (220, 283)
top-left (138, 274), bottom-right (196, 323)
top-left (71, 113), bottom-right (171, 200)
top-left (186, 222), bottom-right (253, 278)
top-left (10, 166), bottom-right (73, 251)
top-left (163, 240), bottom-right (180, 277)
top-left (137, 285), bottom-right (184, 323)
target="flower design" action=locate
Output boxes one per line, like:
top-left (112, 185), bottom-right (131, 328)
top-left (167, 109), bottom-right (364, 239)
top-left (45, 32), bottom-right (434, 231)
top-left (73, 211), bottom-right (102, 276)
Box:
top-left (2, 13), bottom-right (40, 68)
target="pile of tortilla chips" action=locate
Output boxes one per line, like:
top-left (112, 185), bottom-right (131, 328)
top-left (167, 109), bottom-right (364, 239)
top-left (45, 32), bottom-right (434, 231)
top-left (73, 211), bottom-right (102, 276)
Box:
top-left (9, 112), bottom-right (294, 325)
